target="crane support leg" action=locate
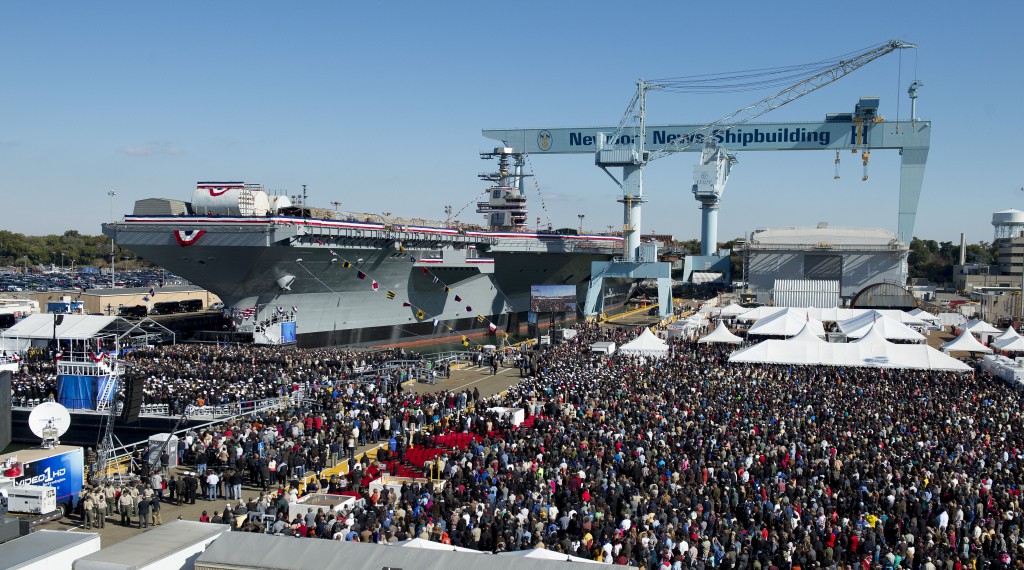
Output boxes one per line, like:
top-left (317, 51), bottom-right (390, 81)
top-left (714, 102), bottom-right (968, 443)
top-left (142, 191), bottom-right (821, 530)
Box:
top-left (584, 260), bottom-right (673, 318)
top-left (898, 146), bottom-right (929, 246)
top-left (699, 199), bottom-right (719, 257)
top-left (619, 164), bottom-right (644, 262)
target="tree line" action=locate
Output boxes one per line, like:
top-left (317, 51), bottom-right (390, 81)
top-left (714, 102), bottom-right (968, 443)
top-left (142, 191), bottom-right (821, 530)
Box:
top-left (0, 230), bottom-right (149, 270)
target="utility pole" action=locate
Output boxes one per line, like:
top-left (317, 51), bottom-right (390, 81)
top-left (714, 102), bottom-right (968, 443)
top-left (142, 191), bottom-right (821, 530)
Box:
top-left (107, 191), bottom-right (116, 289)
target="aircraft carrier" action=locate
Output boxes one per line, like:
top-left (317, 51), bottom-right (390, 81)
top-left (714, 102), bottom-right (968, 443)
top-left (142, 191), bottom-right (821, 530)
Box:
top-left (102, 149), bottom-right (634, 347)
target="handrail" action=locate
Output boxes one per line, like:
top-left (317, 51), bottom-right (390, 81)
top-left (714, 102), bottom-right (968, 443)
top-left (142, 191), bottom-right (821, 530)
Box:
top-left (103, 395), bottom-right (303, 471)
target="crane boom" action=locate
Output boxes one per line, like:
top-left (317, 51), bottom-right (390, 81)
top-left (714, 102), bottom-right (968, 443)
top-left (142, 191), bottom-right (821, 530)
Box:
top-left (647, 40), bottom-right (915, 161)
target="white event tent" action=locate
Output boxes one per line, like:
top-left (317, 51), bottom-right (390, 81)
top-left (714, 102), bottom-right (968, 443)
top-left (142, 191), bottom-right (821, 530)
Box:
top-left (994, 336), bottom-right (1024, 352)
top-left (500, 548), bottom-right (602, 564)
top-left (394, 538), bottom-right (483, 554)
top-left (965, 319), bottom-right (1001, 335)
top-left (666, 314), bottom-right (708, 340)
top-left (721, 303), bottom-right (749, 317)
top-left (908, 308), bottom-right (941, 324)
top-left (992, 327), bottom-right (1024, 352)
top-left (735, 306), bottom-right (786, 322)
top-left (746, 308), bottom-right (826, 338)
top-left (837, 312), bottom-right (926, 342)
top-left (698, 321), bottom-right (744, 344)
top-left (992, 326), bottom-right (1021, 344)
top-left (737, 306), bottom-right (927, 326)
top-left (619, 328), bottom-right (670, 358)
top-left (729, 322), bottom-right (972, 371)
top-left (940, 329), bottom-right (993, 354)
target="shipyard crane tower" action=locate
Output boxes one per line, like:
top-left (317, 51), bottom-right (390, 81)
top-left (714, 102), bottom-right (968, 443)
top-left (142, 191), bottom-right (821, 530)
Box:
top-left (588, 40), bottom-right (917, 316)
top-left (483, 41), bottom-right (927, 317)
top-left (692, 142), bottom-right (737, 256)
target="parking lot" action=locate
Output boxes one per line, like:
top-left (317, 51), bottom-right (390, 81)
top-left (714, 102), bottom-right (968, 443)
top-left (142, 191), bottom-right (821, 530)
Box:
top-left (0, 268), bottom-right (186, 293)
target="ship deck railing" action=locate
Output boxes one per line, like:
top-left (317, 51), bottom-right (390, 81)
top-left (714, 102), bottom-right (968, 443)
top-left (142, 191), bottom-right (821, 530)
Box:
top-left (484, 238), bottom-right (622, 254)
top-left (429, 351), bottom-right (477, 365)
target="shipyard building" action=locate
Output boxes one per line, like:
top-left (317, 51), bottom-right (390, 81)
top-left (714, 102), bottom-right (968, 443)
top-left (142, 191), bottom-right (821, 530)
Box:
top-left (952, 209), bottom-right (1024, 323)
top-left (739, 224), bottom-right (909, 307)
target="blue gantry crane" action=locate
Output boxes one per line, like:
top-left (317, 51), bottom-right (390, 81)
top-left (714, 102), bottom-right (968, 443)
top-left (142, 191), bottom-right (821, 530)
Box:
top-left (483, 40), bottom-right (929, 318)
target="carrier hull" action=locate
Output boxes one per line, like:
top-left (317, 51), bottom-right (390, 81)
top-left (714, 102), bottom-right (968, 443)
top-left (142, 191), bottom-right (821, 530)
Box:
top-left (105, 216), bottom-right (632, 347)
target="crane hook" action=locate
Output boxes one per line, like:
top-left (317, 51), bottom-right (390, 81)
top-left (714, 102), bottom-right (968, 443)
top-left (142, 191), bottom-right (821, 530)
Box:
top-left (861, 150), bottom-right (871, 181)
top-left (834, 150), bottom-right (841, 180)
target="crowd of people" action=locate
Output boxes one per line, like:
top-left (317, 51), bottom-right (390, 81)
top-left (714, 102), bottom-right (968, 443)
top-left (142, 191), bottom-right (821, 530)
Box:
top-left (7, 344), bottom-right (417, 410)
top-left (11, 319), bottom-right (1024, 570)
top-left (215, 322), bottom-right (1023, 570)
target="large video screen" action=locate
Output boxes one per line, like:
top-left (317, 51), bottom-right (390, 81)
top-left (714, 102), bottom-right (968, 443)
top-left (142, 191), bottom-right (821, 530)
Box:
top-left (530, 284), bottom-right (577, 313)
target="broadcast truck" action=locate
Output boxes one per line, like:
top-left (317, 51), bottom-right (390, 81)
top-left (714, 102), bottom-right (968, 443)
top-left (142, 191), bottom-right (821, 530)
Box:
top-left (0, 445), bottom-right (84, 519)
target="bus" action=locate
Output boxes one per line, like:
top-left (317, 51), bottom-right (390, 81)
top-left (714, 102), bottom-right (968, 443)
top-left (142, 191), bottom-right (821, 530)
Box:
top-left (180, 299), bottom-right (203, 312)
top-left (151, 301), bottom-right (182, 315)
top-left (117, 305), bottom-right (148, 318)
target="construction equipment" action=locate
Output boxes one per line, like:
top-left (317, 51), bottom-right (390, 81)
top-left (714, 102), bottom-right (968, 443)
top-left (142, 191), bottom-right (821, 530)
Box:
top-left (691, 141), bottom-right (737, 256)
top-left (596, 41), bottom-right (915, 262)
top-left (484, 41), bottom-right (928, 316)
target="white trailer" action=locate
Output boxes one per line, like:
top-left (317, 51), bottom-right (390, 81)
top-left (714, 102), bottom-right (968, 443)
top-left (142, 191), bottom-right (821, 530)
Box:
top-left (73, 520), bottom-right (224, 570)
top-left (2, 530), bottom-right (101, 570)
top-left (4, 485), bottom-right (56, 515)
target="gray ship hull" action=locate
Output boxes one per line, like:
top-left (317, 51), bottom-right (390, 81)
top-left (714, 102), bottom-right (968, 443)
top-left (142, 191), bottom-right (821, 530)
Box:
top-left (106, 216), bottom-right (632, 347)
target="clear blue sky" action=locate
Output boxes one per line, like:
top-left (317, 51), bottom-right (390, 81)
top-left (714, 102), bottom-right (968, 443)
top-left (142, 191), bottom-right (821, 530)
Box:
top-left (3, 1), bottom-right (1021, 245)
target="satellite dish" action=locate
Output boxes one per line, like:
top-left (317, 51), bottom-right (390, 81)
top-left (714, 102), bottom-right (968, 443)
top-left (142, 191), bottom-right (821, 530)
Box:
top-left (28, 401), bottom-right (71, 447)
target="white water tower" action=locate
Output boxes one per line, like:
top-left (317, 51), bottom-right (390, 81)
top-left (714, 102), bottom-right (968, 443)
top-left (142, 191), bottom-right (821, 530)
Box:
top-left (993, 209), bottom-right (1024, 244)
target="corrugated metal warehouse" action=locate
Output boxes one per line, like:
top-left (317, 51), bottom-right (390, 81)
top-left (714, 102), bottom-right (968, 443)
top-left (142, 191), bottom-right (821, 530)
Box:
top-left (772, 279), bottom-right (840, 308)
top-left (740, 224), bottom-right (908, 305)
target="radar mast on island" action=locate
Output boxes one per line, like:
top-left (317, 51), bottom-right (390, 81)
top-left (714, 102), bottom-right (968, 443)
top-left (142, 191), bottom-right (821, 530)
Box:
top-left (477, 147), bottom-right (529, 232)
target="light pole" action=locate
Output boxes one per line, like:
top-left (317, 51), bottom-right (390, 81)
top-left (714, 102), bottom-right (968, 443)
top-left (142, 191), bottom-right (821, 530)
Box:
top-left (107, 191), bottom-right (116, 289)
top-left (578, 214), bottom-right (585, 235)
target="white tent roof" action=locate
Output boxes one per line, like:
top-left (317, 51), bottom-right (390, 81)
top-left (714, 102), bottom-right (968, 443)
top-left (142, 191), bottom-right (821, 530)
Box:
top-left (718, 303), bottom-right (748, 317)
top-left (500, 548), bottom-right (602, 564)
top-left (729, 338), bottom-right (972, 371)
top-left (698, 321), bottom-right (744, 344)
top-left (787, 322), bottom-right (826, 343)
top-left (395, 538), bottom-right (483, 554)
top-left (837, 313), bottom-right (926, 342)
top-left (1, 314), bottom-right (119, 340)
top-left (940, 329), bottom-right (993, 354)
top-left (619, 328), bottom-right (670, 357)
top-left (684, 313), bottom-right (709, 325)
top-left (965, 319), bottom-right (1001, 334)
top-left (738, 306), bottom-right (927, 326)
top-left (747, 309), bottom-right (826, 338)
top-left (735, 306), bottom-right (785, 322)
top-left (851, 321), bottom-right (889, 345)
top-left (993, 336), bottom-right (1024, 352)
top-left (993, 326), bottom-right (1022, 344)
top-left (908, 308), bottom-right (941, 323)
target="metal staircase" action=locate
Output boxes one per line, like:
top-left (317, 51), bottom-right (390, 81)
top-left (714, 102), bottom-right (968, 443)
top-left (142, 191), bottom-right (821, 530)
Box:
top-left (93, 360), bottom-right (118, 412)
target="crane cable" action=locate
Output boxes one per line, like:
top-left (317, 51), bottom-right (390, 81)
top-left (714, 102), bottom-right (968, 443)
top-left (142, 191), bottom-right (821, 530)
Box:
top-left (649, 42), bottom-right (892, 93)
